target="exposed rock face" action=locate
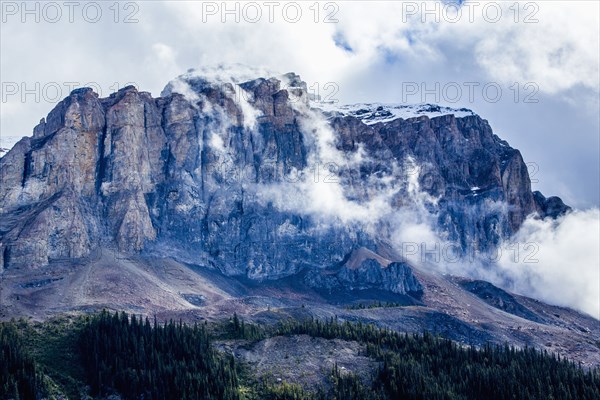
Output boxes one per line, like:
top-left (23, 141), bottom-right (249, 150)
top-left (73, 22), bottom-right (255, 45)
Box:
top-left (533, 191), bottom-right (571, 219)
top-left (457, 279), bottom-right (544, 323)
top-left (306, 258), bottom-right (423, 295)
top-left (331, 112), bottom-right (547, 252)
top-left (0, 69), bottom-right (569, 287)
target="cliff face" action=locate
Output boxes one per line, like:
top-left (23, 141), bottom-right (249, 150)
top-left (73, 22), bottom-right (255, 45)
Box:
top-left (0, 70), bottom-right (569, 283)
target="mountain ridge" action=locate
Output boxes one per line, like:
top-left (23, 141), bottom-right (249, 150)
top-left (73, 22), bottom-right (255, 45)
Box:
top-left (0, 71), bottom-right (569, 273)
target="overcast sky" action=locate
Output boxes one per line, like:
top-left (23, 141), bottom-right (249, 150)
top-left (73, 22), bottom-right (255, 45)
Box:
top-left (1, 0), bottom-right (598, 208)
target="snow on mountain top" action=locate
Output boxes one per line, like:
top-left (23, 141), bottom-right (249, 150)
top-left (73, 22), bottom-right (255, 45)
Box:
top-left (313, 102), bottom-right (476, 124)
top-left (163, 68), bottom-right (476, 124)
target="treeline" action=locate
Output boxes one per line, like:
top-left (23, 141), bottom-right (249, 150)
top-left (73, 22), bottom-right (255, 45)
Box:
top-left (221, 312), bottom-right (266, 341)
top-left (274, 317), bottom-right (600, 400)
top-left (0, 322), bottom-right (45, 400)
top-left (78, 310), bottom-right (239, 400)
top-left (2, 313), bottom-right (600, 399)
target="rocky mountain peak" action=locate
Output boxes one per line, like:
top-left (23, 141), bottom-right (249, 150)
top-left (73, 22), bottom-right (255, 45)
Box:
top-left (0, 69), bottom-right (569, 282)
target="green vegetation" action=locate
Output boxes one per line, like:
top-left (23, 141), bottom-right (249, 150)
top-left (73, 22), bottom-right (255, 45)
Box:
top-left (274, 317), bottom-right (600, 400)
top-left (27, 316), bottom-right (88, 398)
top-left (251, 364), bottom-right (374, 400)
top-left (1, 312), bottom-right (599, 400)
top-left (1, 321), bottom-right (45, 399)
top-left (216, 312), bottom-right (266, 341)
top-left (79, 311), bottom-right (239, 400)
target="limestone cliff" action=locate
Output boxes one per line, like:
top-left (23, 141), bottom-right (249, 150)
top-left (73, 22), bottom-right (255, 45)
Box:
top-left (0, 69), bottom-right (569, 287)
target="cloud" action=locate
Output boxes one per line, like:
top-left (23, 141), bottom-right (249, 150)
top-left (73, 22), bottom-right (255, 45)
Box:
top-left (389, 202), bottom-right (600, 318)
top-left (470, 2), bottom-right (599, 95)
top-left (387, 185), bottom-right (600, 318)
top-left (322, 1), bottom-right (599, 97)
top-left (1, 2), bottom-right (598, 208)
top-left (497, 210), bottom-right (600, 318)
top-left (389, 160), bottom-right (450, 265)
top-left (256, 99), bottom-right (399, 228)
top-left (147, 42), bottom-right (181, 81)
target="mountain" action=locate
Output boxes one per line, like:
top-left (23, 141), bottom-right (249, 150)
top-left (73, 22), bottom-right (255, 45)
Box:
top-left (0, 69), bottom-right (568, 273)
top-left (1, 68), bottom-right (596, 367)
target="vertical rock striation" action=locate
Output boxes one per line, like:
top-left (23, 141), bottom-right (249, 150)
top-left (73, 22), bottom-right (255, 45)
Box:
top-left (0, 69), bottom-right (569, 287)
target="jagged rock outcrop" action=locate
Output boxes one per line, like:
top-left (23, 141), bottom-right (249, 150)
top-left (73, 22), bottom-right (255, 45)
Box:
top-left (0, 69), bottom-right (569, 287)
top-left (306, 258), bottom-right (423, 295)
top-left (533, 191), bottom-right (571, 218)
top-left (457, 279), bottom-right (545, 323)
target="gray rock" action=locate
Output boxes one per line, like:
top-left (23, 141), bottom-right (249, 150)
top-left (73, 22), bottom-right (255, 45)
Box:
top-left (0, 71), bottom-right (569, 292)
top-left (306, 258), bottom-right (423, 295)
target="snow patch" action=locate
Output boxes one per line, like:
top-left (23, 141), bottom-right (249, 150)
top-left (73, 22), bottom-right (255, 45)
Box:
top-left (314, 102), bottom-right (476, 125)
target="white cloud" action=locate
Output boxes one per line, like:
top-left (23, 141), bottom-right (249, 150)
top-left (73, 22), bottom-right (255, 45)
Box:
top-left (470, 1), bottom-right (600, 95)
top-left (147, 42), bottom-right (181, 80)
top-left (256, 100), bottom-right (399, 228)
top-left (497, 210), bottom-right (600, 318)
top-left (153, 42), bottom-right (176, 64)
